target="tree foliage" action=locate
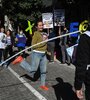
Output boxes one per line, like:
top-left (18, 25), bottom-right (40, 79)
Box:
top-left (2, 0), bottom-right (44, 21)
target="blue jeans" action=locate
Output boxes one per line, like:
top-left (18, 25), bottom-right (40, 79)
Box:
top-left (20, 51), bottom-right (47, 86)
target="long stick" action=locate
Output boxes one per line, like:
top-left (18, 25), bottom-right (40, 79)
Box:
top-left (0, 30), bottom-right (80, 66)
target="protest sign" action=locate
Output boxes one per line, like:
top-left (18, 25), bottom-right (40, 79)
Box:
top-left (54, 9), bottom-right (65, 26)
top-left (42, 13), bottom-right (53, 29)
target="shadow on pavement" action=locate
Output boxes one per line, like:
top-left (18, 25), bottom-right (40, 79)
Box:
top-left (20, 67), bottom-right (40, 82)
top-left (52, 77), bottom-right (79, 100)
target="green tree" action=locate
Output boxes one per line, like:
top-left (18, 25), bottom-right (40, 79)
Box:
top-left (2, 0), bottom-right (44, 21)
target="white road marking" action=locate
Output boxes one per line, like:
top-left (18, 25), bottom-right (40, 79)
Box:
top-left (8, 67), bottom-right (47, 100)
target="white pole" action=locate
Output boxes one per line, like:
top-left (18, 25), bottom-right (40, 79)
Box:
top-left (0, 30), bottom-right (80, 66)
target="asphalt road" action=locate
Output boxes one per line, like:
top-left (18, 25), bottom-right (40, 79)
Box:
top-left (0, 56), bottom-right (84, 100)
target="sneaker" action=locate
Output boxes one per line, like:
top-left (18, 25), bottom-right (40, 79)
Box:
top-left (49, 60), bottom-right (54, 64)
top-left (40, 86), bottom-right (49, 91)
top-left (67, 63), bottom-right (71, 66)
top-left (3, 63), bottom-right (8, 68)
top-left (12, 56), bottom-right (23, 65)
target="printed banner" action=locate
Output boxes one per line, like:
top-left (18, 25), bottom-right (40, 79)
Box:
top-left (42, 13), bottom-right (53, 29)
top-left (54, 9), bottom-right (65, 26)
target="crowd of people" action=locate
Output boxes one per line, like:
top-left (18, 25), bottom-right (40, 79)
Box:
top-left (0, 27), bottom-right (27, 67)
top-left (0, 20), bottom-right (90, 99)
top-left (10, 20), bottom-right (78, 91)
top-left (0, 21), bottom-right (75, 67)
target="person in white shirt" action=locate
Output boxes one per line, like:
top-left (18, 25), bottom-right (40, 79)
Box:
top-left (0, 27), bottom-right (6, 64)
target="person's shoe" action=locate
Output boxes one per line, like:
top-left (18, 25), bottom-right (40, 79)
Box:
top-left (49, 60), bottom-right (54, 64)
top-left (67, 63), bottom-right (71, 66)
top-left (12, 56), bottom-right (23, 65)
top-left (40, 86), bottom-right (49, 91)
top-left (3, 63), bottom-right (8, 68)
top-left (61, 62), bottom-right (65, 64)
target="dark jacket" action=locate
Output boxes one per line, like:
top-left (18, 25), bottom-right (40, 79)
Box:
top-left (48, 32), bottom-right (55, 42)
top-left (74, 32), bottom-right (90, 90)
top-left (59, 30), bottom-right (70, 46)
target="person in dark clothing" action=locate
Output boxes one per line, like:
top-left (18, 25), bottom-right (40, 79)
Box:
top-left (59, 27), bottom-right (71, 65)
top-left (74, 25), bottom-right (90, 100)
top-left (47, 29), bottom-right (55, 62)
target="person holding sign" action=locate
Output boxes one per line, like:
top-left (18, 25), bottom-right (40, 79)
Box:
top-left (59, 26), bottom-right (71, 65)
top-left (47, 29), bottom-right (55, 62)
top-left (15, 29), bottom-right (27, 58)
top-left (12, 21), bottom-right (49, 91)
